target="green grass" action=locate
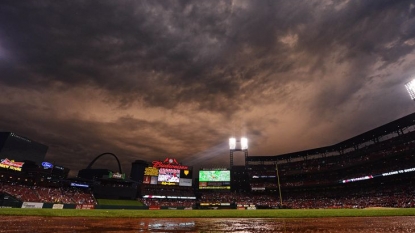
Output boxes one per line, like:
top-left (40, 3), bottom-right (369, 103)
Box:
top-left (0, 208), bottom-right (415, 218)
top-left (96, 199), bottom-right (144, 206)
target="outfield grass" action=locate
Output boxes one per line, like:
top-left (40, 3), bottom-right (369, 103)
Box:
top-left (0, 208), bottom-right (415, 218)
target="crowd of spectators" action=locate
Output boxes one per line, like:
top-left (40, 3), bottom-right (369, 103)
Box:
top-left (282, 179), bottom-right (415, 209)
top-left (139, 198), bottom-right (195, 208)
top-left (199, 192), bottom-right (280, 207)
top-left (247, 130), bottom-right (415, 191)
top-left (141, 184), bottom-right (195, 198)
top-left (0, 183), bottom-right (96, 205)
top-left (197, 176), bottom-right (415, 209)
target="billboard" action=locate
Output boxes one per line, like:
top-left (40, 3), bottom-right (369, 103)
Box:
top-left (41, 161), bottom-right (53, 169)
top-left (179, 178), bottom-right (192, 187)
top-left (143, 175), bottom-right (159, 185)
top-left (21, 202), bottom-right (43, 209)
top-left (108, 171), bottom-right (126, 179)
top-left (179, 169), bottom-right (193, 186)
top-left (0, 158), bottom-right (24, 171)
top-left (340, 167), bottom-right (415, 183)
top-left (199, 170), bottom-right (231, 189)
top-left (199, 170), bottom-right (230, 182)
top-left (70, 182), bottom-right (89, 188)
top-left (158, 168), bottom-right (180, 183)
top-left (143, 158), bottom-right (193, 187)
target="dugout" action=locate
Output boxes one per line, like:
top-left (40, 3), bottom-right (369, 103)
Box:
top-left (0, 192), bottom-right (22, 208)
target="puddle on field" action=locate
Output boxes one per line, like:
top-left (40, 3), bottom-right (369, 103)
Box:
top-left (142, 217), bottom-right (415, 232)
top-left (1, 216), bottom-right (415, 232)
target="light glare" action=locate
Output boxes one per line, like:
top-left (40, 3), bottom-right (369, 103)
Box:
top-left (405, 79), bottom-right (415, 100)
top-left (241, 137), bottom-right (248, 150)
top-left (229, 137), bottom-right (236, 150)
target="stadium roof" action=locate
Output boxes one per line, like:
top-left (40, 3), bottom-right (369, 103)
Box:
top-left (247, 112), bottom-right (415, 162)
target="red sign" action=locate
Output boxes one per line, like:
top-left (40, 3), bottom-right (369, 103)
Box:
top-left (152, 158), bottom-right (188, 170)
top-left (76, 204), bottom-right (95, 209)
top-left (1, 158), bottom-right (24, 167)
top-left (0, 158), bottom-right (24, 171)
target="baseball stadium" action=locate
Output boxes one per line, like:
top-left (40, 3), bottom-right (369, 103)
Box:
top-left (1, 112), bottom-right (415, 231)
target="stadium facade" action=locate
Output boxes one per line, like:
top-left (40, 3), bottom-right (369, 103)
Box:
top-left (0, 132), bottom-right (48, 165)
top-left (244, 112), bottom-right (415, 208)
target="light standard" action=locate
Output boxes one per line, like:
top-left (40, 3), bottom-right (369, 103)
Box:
top-left (229, 137), bottom-right (248, 168)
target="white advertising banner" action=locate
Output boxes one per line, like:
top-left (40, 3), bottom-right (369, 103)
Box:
top-left (52, 204), bottom-right (64, 209)
top-left (179, 178), bottom-right (192, 186)
top-left (22, 202), bottom-right (44, 209)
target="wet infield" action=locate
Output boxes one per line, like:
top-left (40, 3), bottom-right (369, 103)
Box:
top-left (1, 216), bottom-right (415, 232)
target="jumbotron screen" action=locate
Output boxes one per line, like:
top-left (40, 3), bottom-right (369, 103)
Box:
top-left (199, 170), bottom-right (231, 189)
top-left (143, 165), bottom-right (193, 186)
top-left (157, 168), bottom-right (180, 183)
top-left (199, 170), bottom-right (230, 182)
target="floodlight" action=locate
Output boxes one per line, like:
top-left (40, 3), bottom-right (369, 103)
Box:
top-left (241, 137), bottom-right (248, 150)
top-left (229, 137), bottom-right (236, 150)
top-left (405, 79), bottom-right (415, 100)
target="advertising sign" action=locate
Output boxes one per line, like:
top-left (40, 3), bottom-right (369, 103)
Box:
top-left (70, 183), bottom-right (89, 188)
top-left (144, 158), bottom-right (192, 187)
top-left (180, 169), bottom-right (192, 179)
top-left (42, 161), bottom-right (54, 169)
top-left (52, 204), bottom-right (64, 209)
top-left (150, 176), bottom-right (158, 185)
top-left (75, 204), bottom-right (95, 209)
top-left (143, 175), bottom-right (151, 184)
top-left (158, 168), bottom-right (180, 183)
top-left (22, 202), bottom-right (43, 209)
top-left (152, 158), bottom-right (188, 170)
top-left (199, 170), bottom-right (230, 182)
top-left (179, 178), bottom-right (192, 187)
top-left (109, 171), bottom-right (125, 179)
top-left (0, 158), bottom-right (24, 171)
top-left (144, 167), bottom-right (159, 176)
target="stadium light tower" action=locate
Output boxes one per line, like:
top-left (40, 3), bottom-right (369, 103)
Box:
top-left (405, 79), bottom-right (415, 100)
top-left (229, 137), bottom-right (236, 150)
top-left (229, 137), bottom-right (248, 168)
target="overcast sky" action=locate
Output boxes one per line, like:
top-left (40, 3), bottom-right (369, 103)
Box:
top-left (1, 0), bottom-right (415, 177)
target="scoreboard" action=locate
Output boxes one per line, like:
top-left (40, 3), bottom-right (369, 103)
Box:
top-left (143, 158), bottom-right (192, 186)
top-left (199, 169), bottom-right (231, 189)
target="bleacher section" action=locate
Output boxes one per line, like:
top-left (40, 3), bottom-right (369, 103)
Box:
top-left (0, 183), bottom-right (96, 205)
top-left (244, 113), bottom-right (415, 209)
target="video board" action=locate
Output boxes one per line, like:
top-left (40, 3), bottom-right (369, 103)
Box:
top-left (142, 158), bottom-right (192, 187)
top-left (158, 168), bottom-right (180, 184)
top-left (340, 167), bottom-right (415, 184)
top-left (199, 170), bottom-right (231, 189)
top-left (199, 170), bottom-right (230, 182)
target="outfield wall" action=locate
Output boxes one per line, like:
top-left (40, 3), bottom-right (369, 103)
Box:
top-left (1, 202), bottom-right (200, 210)
top-left (1, 201), bottom-right (266, 210)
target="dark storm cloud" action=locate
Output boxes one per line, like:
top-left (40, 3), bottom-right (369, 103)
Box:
top-left (288, 0), bottom-right (415, 123)
top-left (0, 95), bottom-right (231, 172)
top-left (1, 0), bottom-right (415, 174)
top-left (0, 100), bottom-right (172, 171)
top-left (0, 1), bottom-right (315, 112)
top-left (0, 0), bottom-right (243, 112)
